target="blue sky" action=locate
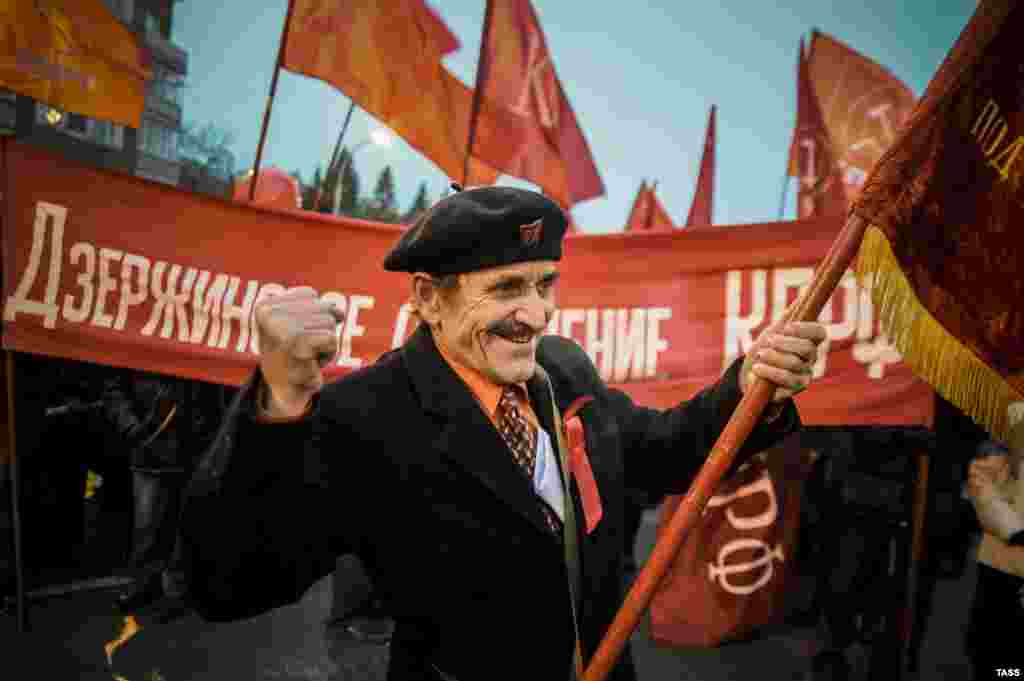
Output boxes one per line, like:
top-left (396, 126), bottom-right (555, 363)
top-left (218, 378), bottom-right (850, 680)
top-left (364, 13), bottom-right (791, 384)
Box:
top-left (171, 1), bottom-right (976, 233)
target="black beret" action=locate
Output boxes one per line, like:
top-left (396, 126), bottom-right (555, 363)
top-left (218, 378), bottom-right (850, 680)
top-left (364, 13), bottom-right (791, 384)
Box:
top-left (977, 439), bottom-right (1010, 457)
top-left (383, 186), bottom-right (569, 276)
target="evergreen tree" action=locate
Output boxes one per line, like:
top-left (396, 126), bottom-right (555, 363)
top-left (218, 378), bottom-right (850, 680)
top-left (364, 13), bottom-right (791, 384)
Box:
top-left (403, 181), bottom-right (430, 224)
top-left (336, 148), bottom-right (362, 216)
top-left (305, 166), bottom-right (323, 210)
top-left (367, 165), bottom-right (399, 222)
top-left (311, 149), bottom-right (361, 216)
top-left (304, 165), bottom-right (325, 212)
top-left (375, 166), bottom-right (397, 211)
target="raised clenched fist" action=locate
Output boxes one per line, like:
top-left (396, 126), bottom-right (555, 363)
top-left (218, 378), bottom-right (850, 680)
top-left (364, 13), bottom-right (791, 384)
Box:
top-left (254, 286), bottom-right (345, 418)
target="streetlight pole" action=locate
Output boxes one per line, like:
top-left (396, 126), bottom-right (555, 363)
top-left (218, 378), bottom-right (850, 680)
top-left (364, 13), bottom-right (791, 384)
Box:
top-left (331, 129), bottom-right (392, 216)
top-left (314, 99), bottom-right (357, 212)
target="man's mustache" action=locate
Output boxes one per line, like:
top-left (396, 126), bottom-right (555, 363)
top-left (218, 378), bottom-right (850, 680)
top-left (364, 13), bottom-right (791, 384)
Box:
top-left (487, 318), bottom-right (541, 339)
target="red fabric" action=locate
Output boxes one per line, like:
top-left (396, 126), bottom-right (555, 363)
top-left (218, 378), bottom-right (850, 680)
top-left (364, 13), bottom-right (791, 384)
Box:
top-left (650, 441), bottom-right (815, 647)
top-left (786, 39), bottom-right (847, 219)
top-left (623, 181), bottom-right (649, 232)
top-left (470, 0), bottom-right (605, 208)
top-left (805, 31), bottom-right (916, 206)
top-left (685, 106), bottom-right (716, 227)
top-left (563, 396), bottom-right (601, 534)
top-left (232, 168), bottom-right (302, 211)
top-left (852, 0), bottom-right (1024, 423)
top-left (624, 181), bottom-right (674, 232)
top-left (1, 141), bottom-right (932, 427)
top-left (0, 0), bottom-right (151, 128)
top-left (645, 183), bottom-right (675, 231)
top-left (281, 0), bottom-right (500, 185)
top-left (416, 1), bottom-right (461, 56)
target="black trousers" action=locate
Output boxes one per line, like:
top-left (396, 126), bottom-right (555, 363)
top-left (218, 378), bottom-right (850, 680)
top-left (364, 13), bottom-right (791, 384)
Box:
top-left (966, 563), bottom-right (1024, 681)
top-left (130, 470), bottom-right (188, 593)
top-left (818, 517), bottom-right (896, 650)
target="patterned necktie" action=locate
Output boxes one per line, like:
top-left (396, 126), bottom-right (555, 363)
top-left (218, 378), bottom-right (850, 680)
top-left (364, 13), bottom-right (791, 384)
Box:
top-left (497, 386), bottom-right (561, 537)
top-left (497, 386), bottom-right (537, 475)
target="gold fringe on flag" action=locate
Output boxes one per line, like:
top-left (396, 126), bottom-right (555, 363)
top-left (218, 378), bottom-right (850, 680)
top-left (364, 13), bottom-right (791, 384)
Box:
top-left (855, 225), bottom-right (1024, 443)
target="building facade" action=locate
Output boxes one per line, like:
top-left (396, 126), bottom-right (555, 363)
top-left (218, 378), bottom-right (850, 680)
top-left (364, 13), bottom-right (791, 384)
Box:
top-left (129, 0), bottom-right (188, 186)
top-left (3, 0), bottom-right (232, 198)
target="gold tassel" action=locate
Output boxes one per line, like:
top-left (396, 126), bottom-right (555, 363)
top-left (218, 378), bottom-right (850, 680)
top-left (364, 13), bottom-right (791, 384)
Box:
top-left (855, 225), bottom-right (1023, 443)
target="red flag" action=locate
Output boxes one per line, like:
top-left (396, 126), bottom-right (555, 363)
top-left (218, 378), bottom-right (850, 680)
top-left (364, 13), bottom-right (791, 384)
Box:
top-left (684, 105), bottom-right (716, 227)
top-left (470, 0), bottom-right (605, 208)
top-left (417, 0), bottom-right (461, 56)
top-left (786, 39), bottom-right (846, 219)
top-left (623, 180), bottom-right (650, 232)
top-left (282, 0), bottom-right (501, 185)
top-left (806, 30), bottom-right (916, 204)
top-left (0, 0), bottom-right (152, 128)
top-left (853, 0), bottom-right (1024, 441)
top-left (624, 180), bottom-right (674, 232)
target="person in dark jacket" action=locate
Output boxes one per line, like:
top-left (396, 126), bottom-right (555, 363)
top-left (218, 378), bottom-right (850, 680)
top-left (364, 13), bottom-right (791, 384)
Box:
top-left (103, 370), bottom-right (221, 611)
top-left (965, 427), bottom-right (1024, 681)
top-left (181, 186), bottom-right (825, 681)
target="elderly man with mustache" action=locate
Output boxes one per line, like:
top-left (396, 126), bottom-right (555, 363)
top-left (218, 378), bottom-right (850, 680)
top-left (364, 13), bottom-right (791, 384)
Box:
top-left (181, 186), bottom-right (826, 681)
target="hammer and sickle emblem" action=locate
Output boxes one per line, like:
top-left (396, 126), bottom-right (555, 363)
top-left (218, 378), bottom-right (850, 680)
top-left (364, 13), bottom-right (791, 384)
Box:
top-left (520, 218), bottom-right (543, 246)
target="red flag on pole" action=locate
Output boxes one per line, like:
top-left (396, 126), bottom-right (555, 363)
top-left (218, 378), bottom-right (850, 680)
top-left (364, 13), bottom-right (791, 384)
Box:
top-left (646, 183), bottom-right (675, 231)
top-left (854, 0), bottom-right (1024, 441)
top-left (588, 7), bottom-right (1024, 680)
top-left (0, 0), bottom-right (152, 128)
top-left (623, 180), bottom-right (650, 232)
top-left (623, 181), bottom-right (674, 232)
top-left (805, 30), bottom-right (916, 204)
top-left (684, 105), bottom-right (716, 227)
top-left (282, 0), bottom-right (501, 185)
top-left (786, 39), bottom-right (846, 219)
top-left (416, 0), bottom-right (462, 56)
top-left (469, 0), bottom-right (605, 208)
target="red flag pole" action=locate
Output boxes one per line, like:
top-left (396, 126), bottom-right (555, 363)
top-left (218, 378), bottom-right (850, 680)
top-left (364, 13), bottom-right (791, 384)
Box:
top-left (462, 0), bottom-right (496, 186)
top-left (582, 212), bottom-right (869, 681)
top-left (248, 0), bottom-right (298, 202)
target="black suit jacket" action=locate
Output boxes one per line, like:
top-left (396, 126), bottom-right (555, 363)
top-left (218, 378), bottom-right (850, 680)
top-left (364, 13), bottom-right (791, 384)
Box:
top-left (182, 325), bottom-right (798, 681)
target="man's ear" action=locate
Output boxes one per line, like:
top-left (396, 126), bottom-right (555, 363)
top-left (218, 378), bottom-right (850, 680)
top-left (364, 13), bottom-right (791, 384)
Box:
top-left (411, 274), bottom-right (442, 326)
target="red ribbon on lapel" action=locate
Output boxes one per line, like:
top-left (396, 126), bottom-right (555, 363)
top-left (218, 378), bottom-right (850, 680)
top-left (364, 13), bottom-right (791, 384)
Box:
top-left (564, 396), bottom-right (602, 534)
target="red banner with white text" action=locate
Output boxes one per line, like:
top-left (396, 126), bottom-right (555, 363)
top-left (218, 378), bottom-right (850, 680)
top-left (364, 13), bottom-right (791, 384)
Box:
top-left (1, 141), bottom-right (932, 426)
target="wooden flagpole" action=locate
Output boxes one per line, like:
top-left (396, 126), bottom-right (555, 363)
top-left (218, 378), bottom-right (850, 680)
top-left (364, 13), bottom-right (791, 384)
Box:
top-left (900, 448), bottom-right (931, 674)
top-left (582, 212), bottom-right (869, 681)
top-left (461, 0), bottom-right (496, 187)
top-left (248, 0), bottom-right (298, 201)
top-left (314, 99), bottom-right (356, 212)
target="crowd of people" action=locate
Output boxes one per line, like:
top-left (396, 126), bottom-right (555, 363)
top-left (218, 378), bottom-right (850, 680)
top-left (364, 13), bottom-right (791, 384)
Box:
top-left (2, 186), bottom-right (1020, 681)
top-left (6, 354), bottom-right (230, 611)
